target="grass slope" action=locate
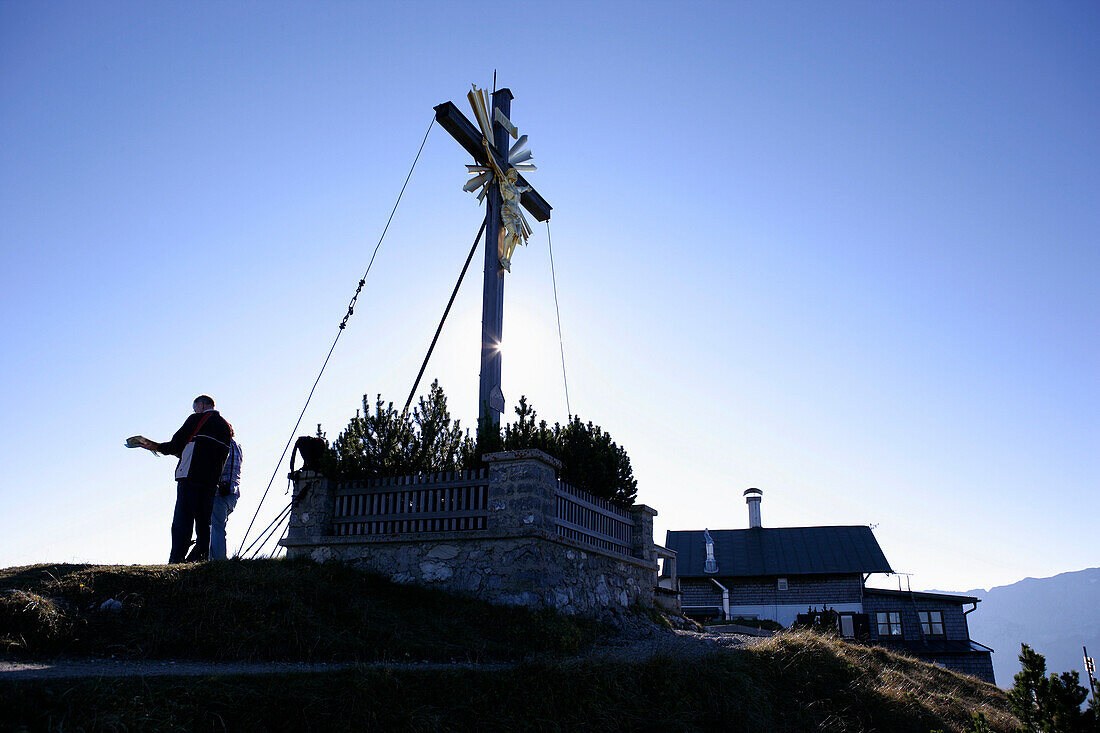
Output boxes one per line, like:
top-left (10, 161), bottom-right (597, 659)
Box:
top-left (0, 559), bottom-right (599, 662)
top-left (1, 561), bottom-right (1017, 732)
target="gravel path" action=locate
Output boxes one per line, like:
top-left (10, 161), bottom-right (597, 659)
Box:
top-left (0, 630), bottom-right (759, 680)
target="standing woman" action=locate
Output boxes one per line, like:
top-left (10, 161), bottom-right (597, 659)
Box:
top-left (210, 425), bottom-right (242, 560)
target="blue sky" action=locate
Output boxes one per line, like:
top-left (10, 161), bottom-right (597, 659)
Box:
top-left (1, 1), bottom-right (1096, 592)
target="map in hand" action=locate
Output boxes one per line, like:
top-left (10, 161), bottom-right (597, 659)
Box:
top-left (125, 435), bottom-right (159, 452)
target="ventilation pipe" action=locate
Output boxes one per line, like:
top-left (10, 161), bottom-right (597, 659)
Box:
top-left (711, 578), bottom-right (730, 620)
top-left (745, 487), bottom-right (763, 529)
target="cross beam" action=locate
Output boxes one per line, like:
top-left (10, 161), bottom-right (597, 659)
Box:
top-left (434, 88), bottom-right (552, 431)
top-left (433, 100), bottom-right (552, 223)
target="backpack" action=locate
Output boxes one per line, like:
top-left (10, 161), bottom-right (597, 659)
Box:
top-left (290, 436), bottom-right (328, 474)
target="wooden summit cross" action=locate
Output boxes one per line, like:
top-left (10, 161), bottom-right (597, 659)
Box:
top-left (434, 86), bottom-right (552, 430)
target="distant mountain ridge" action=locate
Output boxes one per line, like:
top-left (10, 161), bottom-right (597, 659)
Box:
top-left (927, 567), bottom-right (1100, 688)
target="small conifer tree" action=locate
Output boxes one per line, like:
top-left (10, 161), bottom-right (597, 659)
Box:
top-left (322, 385), bottom-right (637, 506)
top-left (1009, 643), bottom-right (1097, 732)
top-left (324, 380), bottom-right (471, 479)
top-left (491, 397), bottom-right (638, 506)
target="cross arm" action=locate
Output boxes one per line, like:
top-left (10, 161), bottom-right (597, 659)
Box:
top-left (434, 101), bottom-right (488, 165)
top-left (433, 101), bottom-right (552, 222)
top-left (517, 176), bottom-right (551, 223)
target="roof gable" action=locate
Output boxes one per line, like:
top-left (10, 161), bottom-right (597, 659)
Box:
top-left (667, 526), bottom-right (893, 577)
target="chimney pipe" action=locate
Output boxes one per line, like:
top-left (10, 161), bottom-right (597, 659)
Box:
top-left (744, 488), bottom-right (763, 528)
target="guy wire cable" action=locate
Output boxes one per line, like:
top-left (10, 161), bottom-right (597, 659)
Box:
top-left (546, 220), bottom-right (572, 419)
top-left (403, 217), bottom-right (487, 414)
top-left (236, 114), bottom-right (436, 556)
top-left (248, 504), bottom-right (293, 559)
top-left (240, 500), bottom-right (292, 558)
top-left (247, 514), bottom-right (286, 560)
top-left (255, 501), bottom-right (294, 559)
top-left (240, 499), bottom-right (290, 558)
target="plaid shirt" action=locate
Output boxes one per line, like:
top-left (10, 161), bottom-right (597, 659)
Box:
top-left (219, 440), bottom-right (242, 496)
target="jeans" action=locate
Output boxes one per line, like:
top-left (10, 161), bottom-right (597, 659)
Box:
top-left (209, 493), bottom-right (238, 560)
top-left (169, 478), bottom-right (216, 563)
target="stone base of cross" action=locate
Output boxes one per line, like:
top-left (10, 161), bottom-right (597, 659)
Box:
top-left (434, 87), bottom-right (552, 430)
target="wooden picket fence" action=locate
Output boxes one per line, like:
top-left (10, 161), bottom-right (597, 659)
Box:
top-left (331, 469), bottom-right (489, 536)
top-left (328, 468), bottom-right (637, 559)
top-left (554, 480), bottom-right (635, 557)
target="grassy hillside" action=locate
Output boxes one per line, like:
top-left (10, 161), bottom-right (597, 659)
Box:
top-left (0, 559), bottom-right (600, 662)
top-left (1, 560), bottom-right (1018, 732)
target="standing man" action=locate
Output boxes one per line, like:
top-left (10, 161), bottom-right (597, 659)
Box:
top-left (209, 425), bottom-right (242, 560)
top-left (152, 395), bottom-right (232, 563)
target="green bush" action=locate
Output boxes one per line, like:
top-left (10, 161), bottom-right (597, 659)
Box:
top-left (1008, 643), bottom-right (1098, 732)
top-left (321, 384), bottom-right (637, 505)
top-left (323, 380), bottom-right (471, 479)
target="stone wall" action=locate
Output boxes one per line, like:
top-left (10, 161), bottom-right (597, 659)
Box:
top-left (281, 450), bottom-right (661, 618)
top-left (292, 533), bottom-right (654, 618)
top-left (285, 471), bottom-right (332, 545)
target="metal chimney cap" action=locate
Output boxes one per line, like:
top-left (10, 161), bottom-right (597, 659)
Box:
top-left (743, 487), bottom-right (762, 497)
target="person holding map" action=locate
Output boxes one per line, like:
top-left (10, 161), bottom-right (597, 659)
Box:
top-left (130, 395), bottom-right (231, 563)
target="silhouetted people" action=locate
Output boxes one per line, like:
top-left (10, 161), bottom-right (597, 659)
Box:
top-left (210, 426), bottom-right (242, 560)
top-left (151, 395), bottom-right (231, 563)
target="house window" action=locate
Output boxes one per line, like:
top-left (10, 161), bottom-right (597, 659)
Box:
top-left (777, 577), bottom-right (788, 591)
top-left (876, 611), bottom-right (902, 636)
top-left (839, 613), bottom-right (855, 638)
top-left (919, 611), bottom-right (944, 635)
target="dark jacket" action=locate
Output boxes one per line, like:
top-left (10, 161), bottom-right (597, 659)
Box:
top-left (157, 410), bottom-right (232, 486)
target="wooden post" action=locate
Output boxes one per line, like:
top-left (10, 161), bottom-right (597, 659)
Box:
top-left (478, 88), bottom-right (513, 430)
top-left (432, 88), bottom-right (552, 431)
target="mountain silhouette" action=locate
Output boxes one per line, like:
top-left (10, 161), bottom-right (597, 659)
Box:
top-left (930, 567), bottom-right (1100, 688)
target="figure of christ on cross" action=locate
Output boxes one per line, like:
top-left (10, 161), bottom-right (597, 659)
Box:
top-left (434, 88), bottom-right (552, 431)
top-left (485, 157), bottom-right (531, 274)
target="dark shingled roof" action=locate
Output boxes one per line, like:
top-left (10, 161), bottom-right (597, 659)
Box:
top-left (666, 526), bottom-right (893, 577)
top-left (863, 588), bottom-right (980, 604)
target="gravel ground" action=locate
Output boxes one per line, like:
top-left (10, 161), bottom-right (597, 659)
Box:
top-left (0, 629), bottom-right (758, 680)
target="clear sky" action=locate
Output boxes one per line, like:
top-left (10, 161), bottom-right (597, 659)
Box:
top-left (1, 1), bottom-right (1096, 592)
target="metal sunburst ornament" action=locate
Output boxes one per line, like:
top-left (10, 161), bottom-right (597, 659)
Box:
top-left (460, 84), bottom-right (537, 272)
